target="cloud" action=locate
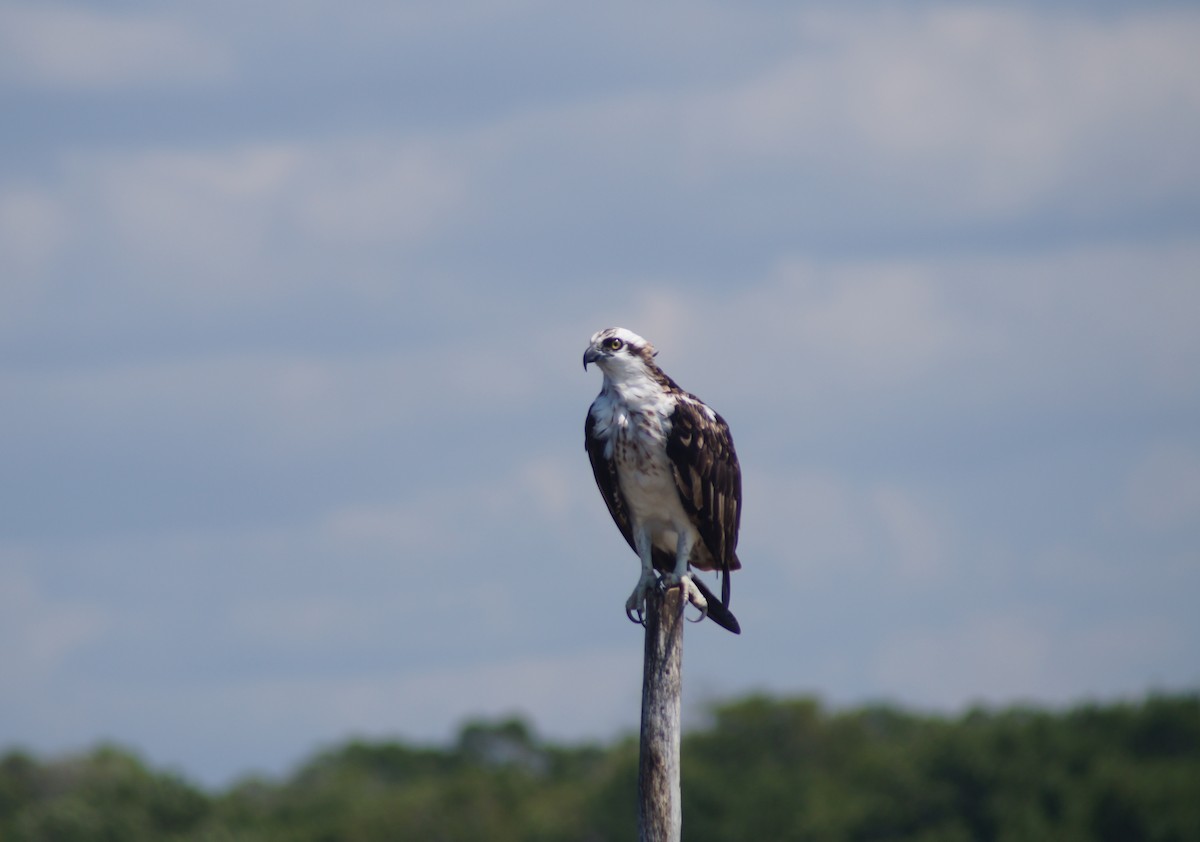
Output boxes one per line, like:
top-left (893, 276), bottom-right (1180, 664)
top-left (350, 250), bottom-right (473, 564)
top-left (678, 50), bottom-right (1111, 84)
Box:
top-left (287, 138), bottom-right (469, 246)
top-left (421, 3), bottom-right (1200, 253)
top-left (674, 5), bottom-right (1200, 220)
top-left (2, 332), bottom-right (568, 459)
top-left (0, 3), bottom-right (230, 91)
top-left (873, 610), bottom-right (1191, 711)
top-left (612, 242), bottom-right (1200, 432)
top-left (11, 5), bottom-right (1198, 350)
top-left (50, 137), bottom-right (466, 307)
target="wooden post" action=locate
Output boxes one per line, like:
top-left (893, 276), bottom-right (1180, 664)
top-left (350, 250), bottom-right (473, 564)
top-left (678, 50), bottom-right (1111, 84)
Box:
top-left (637, 586), bottom-right (684, 842)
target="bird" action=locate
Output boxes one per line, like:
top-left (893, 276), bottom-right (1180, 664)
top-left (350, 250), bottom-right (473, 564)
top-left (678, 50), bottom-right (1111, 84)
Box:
top-left (583, 327), bottom-right (742, 634)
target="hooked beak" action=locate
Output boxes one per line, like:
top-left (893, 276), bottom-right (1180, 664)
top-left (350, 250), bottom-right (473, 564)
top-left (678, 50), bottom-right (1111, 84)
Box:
top-left (583, 346), bottom-right (602, 371)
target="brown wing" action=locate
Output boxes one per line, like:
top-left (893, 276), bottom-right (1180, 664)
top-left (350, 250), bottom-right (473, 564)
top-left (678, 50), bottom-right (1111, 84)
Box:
top-left (664, 396), bottom-right (742, 602)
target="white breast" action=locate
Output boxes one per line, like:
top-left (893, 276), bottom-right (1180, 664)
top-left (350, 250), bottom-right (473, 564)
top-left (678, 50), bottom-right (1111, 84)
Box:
top-left (595, 392), bottom-right (697, 555)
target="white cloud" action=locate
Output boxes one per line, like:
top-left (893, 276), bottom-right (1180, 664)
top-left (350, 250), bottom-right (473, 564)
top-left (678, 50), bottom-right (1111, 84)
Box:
top-left (321, 448), bottom-right (599, 567)
top-left (12, 5), bottom-right (1197, 337)
top-left (1, 329), bottom-right (567, 465)
top-left (43, 136), bottom-right (471, 311)
top-left (675, 5), bottom-right (1200, 217)
top-left (83, 144), bottom-right (303, 288)
top-left (751, 260), bottom-right (966, 387)
top-left (443, 4), bottom-right (1200, 238)
top-left (0, 4), bottom-right (230, 91)
top-left (289, 139), bottom-right (469, 245)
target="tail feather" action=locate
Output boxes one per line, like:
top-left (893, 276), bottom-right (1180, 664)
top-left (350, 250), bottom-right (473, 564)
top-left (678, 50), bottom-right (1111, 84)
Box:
top-left (691, 575), bottom-right (740, 634)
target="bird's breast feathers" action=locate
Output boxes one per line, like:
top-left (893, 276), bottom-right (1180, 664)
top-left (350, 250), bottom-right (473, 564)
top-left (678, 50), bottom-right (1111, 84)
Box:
top-left (589, 388), bottom-right (670, 454)
top-left (589, 390), bottom-right (695, 536)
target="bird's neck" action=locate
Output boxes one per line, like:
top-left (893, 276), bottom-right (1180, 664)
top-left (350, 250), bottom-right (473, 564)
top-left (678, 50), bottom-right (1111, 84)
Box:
top-left (602, 365), bottom-right (673, 412)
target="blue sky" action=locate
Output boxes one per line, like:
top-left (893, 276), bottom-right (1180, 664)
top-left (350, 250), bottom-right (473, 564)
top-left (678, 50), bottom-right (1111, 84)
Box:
top-left (2, 1), bottom-right (1198, 787)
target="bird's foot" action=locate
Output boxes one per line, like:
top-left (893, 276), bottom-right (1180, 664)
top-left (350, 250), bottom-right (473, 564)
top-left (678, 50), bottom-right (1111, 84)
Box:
top-left (661, 571), bottom-right (708, 623)
top-left (625, 570), bottom-right (660, 626)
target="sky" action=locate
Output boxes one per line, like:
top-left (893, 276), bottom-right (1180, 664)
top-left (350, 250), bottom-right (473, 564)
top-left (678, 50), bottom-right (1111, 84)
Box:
top-left (2, 0), bottom-right (1198, 788)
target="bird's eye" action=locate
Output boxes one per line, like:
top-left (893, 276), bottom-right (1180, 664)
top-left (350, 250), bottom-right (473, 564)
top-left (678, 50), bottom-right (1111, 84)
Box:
top-left (605, 338), bottom-right (623, 350)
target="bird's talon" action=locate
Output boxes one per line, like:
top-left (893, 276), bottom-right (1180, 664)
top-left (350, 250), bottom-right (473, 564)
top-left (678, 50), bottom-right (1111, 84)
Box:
top-left (661, 572), bottom-right (708, 623)
top-left (625, 571), bottom-right (658, 627)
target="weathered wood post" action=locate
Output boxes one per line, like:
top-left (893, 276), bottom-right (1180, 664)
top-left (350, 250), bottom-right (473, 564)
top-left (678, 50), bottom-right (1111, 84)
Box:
top-left (637, 586), bottom-right (684, 842)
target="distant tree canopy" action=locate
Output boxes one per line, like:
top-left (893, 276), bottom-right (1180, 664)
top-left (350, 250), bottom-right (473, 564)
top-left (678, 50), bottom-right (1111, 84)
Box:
top-left (2, 693), bottom-right (1197, 841)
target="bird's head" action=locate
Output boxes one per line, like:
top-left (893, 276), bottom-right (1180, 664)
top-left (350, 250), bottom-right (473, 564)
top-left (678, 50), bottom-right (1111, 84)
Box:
top-left (583, 327), bottom-right (657, 381)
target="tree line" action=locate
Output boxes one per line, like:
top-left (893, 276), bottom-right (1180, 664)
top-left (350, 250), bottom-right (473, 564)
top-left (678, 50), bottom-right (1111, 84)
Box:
top-left (2, 692), bottom-right (1197, 841)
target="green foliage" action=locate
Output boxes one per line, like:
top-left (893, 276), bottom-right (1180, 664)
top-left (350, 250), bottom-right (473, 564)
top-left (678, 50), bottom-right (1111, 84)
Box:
top-left (2, 693), bottom-right (1197, 841)
top-left (0, 744), bottom-right (209, 841)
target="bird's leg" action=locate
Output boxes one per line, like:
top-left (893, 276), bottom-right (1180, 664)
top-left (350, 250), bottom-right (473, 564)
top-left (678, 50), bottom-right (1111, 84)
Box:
top-left (625, 530), bottom-right (659, 626)
top-left (660, 530), bottom-right (708, 623)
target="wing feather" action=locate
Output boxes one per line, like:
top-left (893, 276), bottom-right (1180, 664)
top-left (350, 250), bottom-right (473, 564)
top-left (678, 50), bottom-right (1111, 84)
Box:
top-left (665, 397), bottom-right (743, 599)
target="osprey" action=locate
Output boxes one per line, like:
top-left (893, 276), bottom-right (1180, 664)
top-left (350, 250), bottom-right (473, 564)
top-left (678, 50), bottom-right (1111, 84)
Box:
top-left (583, 327), bottom-right (742, 634)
